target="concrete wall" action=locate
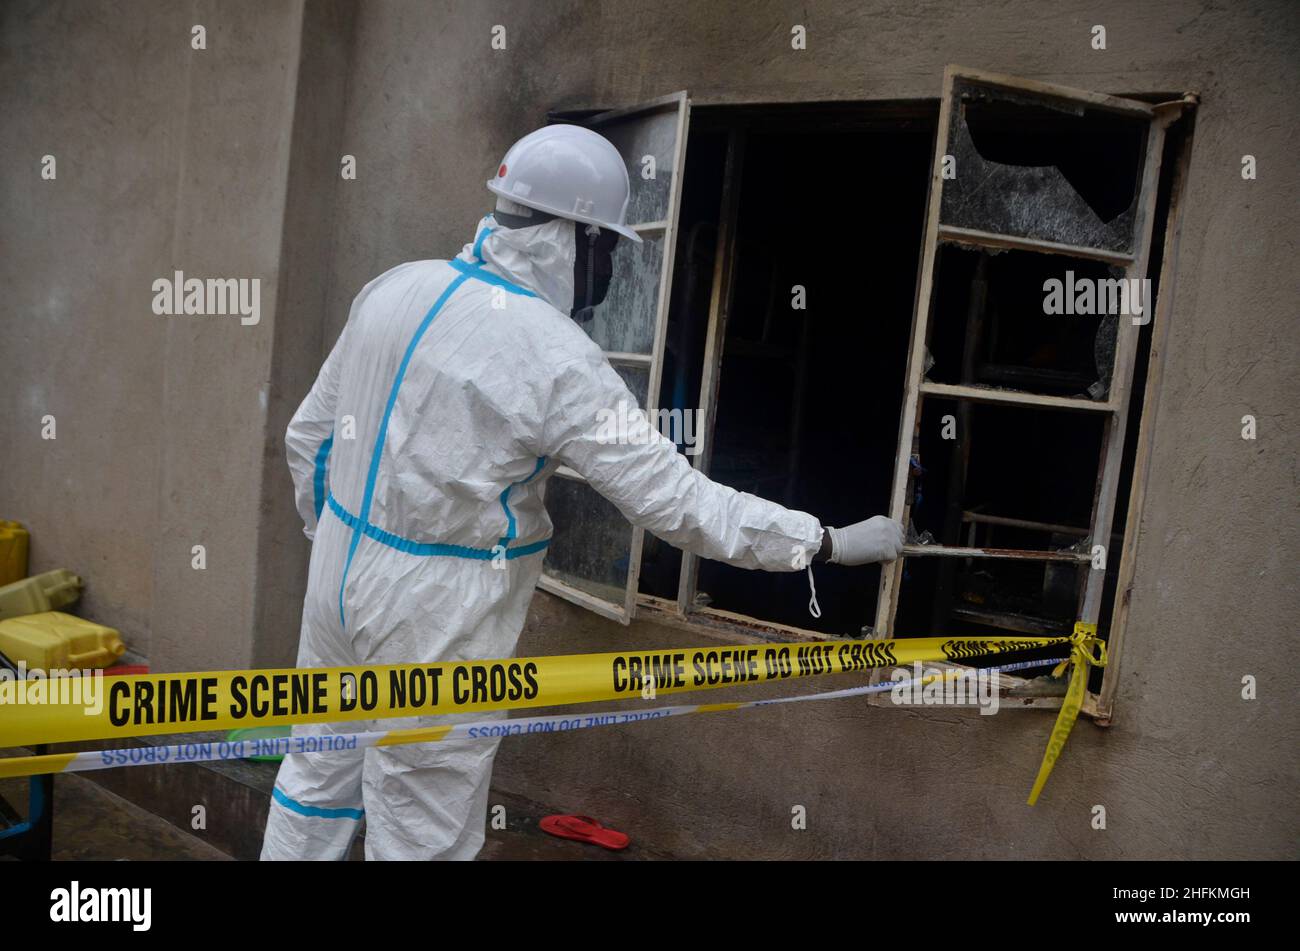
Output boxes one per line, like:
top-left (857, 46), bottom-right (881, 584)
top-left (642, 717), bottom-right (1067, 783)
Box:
top-left (1, 1), bottom-right (353, 670)
top-left (248, 1), bottom-right (356, 668)
top-left (1, 1), bottom-right (190, 646)
top-left (2, 0), bottom-right (1295, 858)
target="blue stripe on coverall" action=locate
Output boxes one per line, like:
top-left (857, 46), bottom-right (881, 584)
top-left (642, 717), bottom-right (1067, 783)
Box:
top-left (497, 455), bottom-right (548, 547)
top-left (272, 786), bottom-right (364, 821)
top-left (328, 494), bottom-right (550, 561)
top-left (312, 433), bottom-right (334, 522)
top-left (471, 224), bottom-right (493, 261)
top-left (335, 259), bottom-right (544, 625)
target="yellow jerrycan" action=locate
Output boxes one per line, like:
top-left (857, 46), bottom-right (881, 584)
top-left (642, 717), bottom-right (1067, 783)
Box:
top-left (0, 611), bottom-right (125, 671)
top-left (0, 521), bottom-right (29, 586)
top-left (0, 569), bottom-right (84, 621)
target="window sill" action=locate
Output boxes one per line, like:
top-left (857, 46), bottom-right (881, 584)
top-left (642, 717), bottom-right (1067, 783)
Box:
top-left (633, 593), bottom-right (1109, 723)
top-left (635, 593), bottom-right (837, 646)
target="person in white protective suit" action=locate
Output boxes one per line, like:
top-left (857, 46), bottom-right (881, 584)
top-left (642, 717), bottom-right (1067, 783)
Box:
top-left (260, 125), bottom-right (904, 861)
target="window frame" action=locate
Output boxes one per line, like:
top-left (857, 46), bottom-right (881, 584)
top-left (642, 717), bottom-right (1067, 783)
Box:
top-left (867, 67), bottom-right (1192, 720)
top-left (537, 91), bottom-right (692, 625)
top-left (542, 77), bottom-right (1195, 725)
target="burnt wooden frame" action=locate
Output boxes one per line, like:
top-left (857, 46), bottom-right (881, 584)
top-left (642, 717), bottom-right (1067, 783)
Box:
top-left (870, 67), bottom-right (1193, 718)
top-left (541, 76), bottom-right (1195, 727)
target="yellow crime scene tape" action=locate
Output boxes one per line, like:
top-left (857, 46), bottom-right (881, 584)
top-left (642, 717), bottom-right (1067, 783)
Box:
top-left (0, 658), bottom-right (1066, 781)
top-left (0, 629), bottom-right (1105, 804)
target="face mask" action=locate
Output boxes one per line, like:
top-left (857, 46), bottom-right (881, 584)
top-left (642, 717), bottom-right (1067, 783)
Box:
top-left (570, 222), bottom-right (619, 322)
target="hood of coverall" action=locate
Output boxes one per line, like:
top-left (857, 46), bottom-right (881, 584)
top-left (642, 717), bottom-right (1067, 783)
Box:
top-left (458, 215), bottom-right (577, 314)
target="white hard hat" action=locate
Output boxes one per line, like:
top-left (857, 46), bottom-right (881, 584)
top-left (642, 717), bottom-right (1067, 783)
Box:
top-left (486, 125), bottom-right (643, 243)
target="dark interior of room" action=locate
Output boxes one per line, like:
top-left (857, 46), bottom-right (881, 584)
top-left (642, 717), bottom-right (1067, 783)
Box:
top-left (638, 121), bottom-right (933, 635)
top-left (894, 97), bottom-right (1173, 649)
top-left (635, 99), bottom-right (1174, 648)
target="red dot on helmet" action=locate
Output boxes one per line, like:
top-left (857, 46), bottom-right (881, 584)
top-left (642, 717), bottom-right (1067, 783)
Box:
top-left (498, 164), bottom-right (507, 177)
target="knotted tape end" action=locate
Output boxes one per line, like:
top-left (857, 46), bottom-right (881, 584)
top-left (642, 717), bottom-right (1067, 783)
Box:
top-left (1027, 621), bottom-right (1108, 806)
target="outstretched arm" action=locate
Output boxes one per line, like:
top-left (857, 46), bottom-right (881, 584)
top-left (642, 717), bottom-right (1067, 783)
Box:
top-left (542, 349), bottom-right (823, 571)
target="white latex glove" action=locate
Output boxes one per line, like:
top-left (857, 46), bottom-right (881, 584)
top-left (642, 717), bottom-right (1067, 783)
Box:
top-left (827, 516), bottom-right (905, 565)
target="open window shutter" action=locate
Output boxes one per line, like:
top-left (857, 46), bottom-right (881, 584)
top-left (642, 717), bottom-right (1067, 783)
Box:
top-left (876, 67), bottom-right (1179, 686)
top-left (538, 91), bottom-right (691, 624)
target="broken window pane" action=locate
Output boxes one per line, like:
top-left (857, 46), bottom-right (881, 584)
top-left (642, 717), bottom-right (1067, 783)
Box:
top-left (593, 106), bottom-right (679, 224)
top-left (925, 245), bottom-right (1123, 400)
top-left (940, 79), bottom-right (1148, 255)
top-left (584, 233), bottom-right (664, 354)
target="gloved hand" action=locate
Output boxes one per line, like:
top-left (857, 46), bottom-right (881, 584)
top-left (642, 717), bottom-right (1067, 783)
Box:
top-left (826, 516), bottom-right (905, 565)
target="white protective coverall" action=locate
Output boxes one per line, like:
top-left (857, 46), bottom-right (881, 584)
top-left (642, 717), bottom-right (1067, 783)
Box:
top-left (260, 215), bottom-right (824, 861)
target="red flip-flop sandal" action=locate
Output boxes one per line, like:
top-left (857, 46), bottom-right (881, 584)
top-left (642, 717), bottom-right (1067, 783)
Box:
top-left (539, 814), bottom-right (630, 851)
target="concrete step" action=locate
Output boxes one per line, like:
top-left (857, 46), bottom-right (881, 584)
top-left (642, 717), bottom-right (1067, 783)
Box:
top-left (0, 770), bottom-right (230, 861)
top-left (72, 729), bottom-right (309, 860)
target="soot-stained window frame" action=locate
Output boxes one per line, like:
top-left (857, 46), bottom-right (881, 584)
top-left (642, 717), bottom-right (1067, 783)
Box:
top-left (542, 72), bottom-right (1197, 726)
top-left (868, 67), bottom-right (1196, 722)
